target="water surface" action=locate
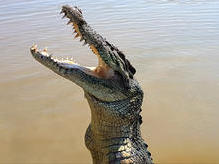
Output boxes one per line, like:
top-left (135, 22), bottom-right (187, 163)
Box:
top-left (0, 0), bottom-right (219, 163)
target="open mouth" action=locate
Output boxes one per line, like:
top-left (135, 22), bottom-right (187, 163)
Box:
top-left (30, 6), bottom-right (114, 79)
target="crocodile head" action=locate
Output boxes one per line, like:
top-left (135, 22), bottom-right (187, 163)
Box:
top-left (30, 5), bottom-right (142, 102)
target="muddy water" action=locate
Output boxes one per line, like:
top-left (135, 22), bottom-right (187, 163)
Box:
top-left (0, 0), bottom-right (219, 163)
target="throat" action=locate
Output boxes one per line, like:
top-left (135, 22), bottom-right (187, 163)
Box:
top-left (94, 65), bottom-right (115, 79)
top-left (90, 44), bottom-right (115, 79)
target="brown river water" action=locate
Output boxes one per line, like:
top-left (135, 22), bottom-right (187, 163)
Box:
top-left (0, 0), bottom-right (219, 163)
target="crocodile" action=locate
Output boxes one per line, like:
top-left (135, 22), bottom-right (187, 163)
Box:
top-left (30, 5), bottom-right (153, 164)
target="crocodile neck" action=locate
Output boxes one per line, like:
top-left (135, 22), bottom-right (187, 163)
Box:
top-left (84, 92), bottom-right (152, 164)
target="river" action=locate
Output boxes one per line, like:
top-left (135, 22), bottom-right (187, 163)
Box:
top-left (0, 0), bottom-right (219, 163)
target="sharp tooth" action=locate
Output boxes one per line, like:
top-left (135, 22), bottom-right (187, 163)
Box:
top-left (43, 47), bottom-right (48, 52)
top-left (31, 44), bottom-right (38, 52)
top-left (74, 33), bottom-right (79, 38)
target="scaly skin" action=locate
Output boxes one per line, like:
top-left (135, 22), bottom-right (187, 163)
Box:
top-left (30, 5), bottom-right (153, 164)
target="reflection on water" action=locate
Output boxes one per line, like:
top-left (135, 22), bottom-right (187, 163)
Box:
top-left (0, 0), bottom-right (219, 163)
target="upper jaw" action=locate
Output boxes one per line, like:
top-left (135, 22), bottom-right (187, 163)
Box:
top-left (60, 6), bottom-right (117, 80)
top-left (60, 6), bottom-right (136, 88)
